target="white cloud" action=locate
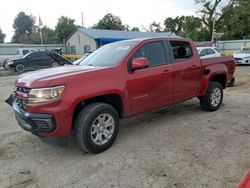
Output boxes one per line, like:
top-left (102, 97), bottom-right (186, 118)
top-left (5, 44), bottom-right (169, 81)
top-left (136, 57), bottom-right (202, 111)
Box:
top-left (0, 0), bottom-right (198, 42)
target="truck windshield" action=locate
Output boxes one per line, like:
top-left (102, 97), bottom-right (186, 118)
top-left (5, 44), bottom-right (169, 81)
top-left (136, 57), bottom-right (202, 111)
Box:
top-left (79, 41), bottom-right (137, 67)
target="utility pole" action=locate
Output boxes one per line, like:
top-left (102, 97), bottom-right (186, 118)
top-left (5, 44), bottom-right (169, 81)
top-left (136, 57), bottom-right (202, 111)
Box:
top-left (81, 12), bottom-right (84, 28)
top-left (211, 15), bottom-right (216, 43)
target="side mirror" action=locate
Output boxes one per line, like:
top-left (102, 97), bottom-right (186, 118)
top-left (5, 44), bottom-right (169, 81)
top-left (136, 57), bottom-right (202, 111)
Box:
top-left (131, 57), bottom-right (149, 70)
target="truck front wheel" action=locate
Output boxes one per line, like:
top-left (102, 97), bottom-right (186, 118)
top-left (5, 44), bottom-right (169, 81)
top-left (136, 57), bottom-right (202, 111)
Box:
top-left (75, 103), bottom-right (119, 154)
top-left (199, 81), bottom-right (223, 111)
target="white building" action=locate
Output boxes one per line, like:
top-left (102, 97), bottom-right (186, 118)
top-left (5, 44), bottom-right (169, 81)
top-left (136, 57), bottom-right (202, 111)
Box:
top-left (65, 28), bottom-right (177, 55)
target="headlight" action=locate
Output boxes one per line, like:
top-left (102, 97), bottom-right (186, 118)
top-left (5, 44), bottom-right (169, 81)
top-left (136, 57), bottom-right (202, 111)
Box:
top-left (7, 61), bottom-right (13, 65)
top-left (28, 86), bottom-right (65, 103)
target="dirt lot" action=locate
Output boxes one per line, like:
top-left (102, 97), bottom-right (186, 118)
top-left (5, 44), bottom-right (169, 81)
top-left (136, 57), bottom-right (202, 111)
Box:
top-left (0, 66), bottom-right (250, 188)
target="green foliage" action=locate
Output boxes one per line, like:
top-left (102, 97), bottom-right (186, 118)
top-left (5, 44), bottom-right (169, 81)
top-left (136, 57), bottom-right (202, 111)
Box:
top-left (219, 0), bottom-right (250, 39)
top-left (55, 16), bottom-right (76, 42)
top-left (164, 16), bottom-right (210, 41)
top-left (12, 12), bottom-right (36, 43)
top-left (195, 0), bottom-right (238, 40)
top-left (41, 26), bottom-right (60, 43)
top-left (92, 13), bottom-right (126, 30)
top-left (149, 22), bottom-right (163, 32)
top-left (131, 27), bottom-right (140, 32)
top-left (164, 17), bottom-right (183, 34)
top-left (0, 27), bottom-right (6, 43)
top-left (20, 26), bottom-right (60, 44)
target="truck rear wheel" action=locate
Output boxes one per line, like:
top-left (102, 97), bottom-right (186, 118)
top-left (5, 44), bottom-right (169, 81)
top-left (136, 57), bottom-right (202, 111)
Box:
top-left (199, 81), bottom-right (223, 111)
top-left (75, 103), bottom-right (119, 154)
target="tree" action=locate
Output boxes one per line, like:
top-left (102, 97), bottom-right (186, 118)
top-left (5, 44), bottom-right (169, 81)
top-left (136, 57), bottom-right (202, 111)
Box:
top-left (0, 28), bottom-right (6, 43)
top-left (195, 0), bottom-right (237, 40)
top-left (219, 0), bottom-right (250, 39)
top-left (21, 26), bottom-right (60, 44)
top-left (131, 27), bottom-right (140, 32)
top-left (164, 16), bottom-right (210, 41)
top-left (149, 22), bottom-right (163, 32)
top-left (41, 26), bottom-right (60, 43)
top-left (55, 16), bottom-right (76, 42)
top-left (164, 17), bottom-right (183, 34)
top-left (182, 16), bottom-right (210, 41)
top-left (12, 12), bottom-right (36, 43)
top-left (92, 13), bottom-right (126, 30)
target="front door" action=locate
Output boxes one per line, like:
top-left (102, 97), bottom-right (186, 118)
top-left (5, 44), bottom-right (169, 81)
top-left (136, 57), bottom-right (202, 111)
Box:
top-left (126, 41), bottom-right (174, 115)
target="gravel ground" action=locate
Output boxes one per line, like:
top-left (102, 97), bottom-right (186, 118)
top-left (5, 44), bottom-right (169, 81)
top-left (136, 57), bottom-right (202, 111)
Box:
top-left (0, 66), bottom-right (249, 188)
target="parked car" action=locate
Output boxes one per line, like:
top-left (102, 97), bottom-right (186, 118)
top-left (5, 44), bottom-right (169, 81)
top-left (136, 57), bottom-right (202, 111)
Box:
top-left (233, 47), bottom-right (250, 65)
top-left (6, 51), bottom-right (72, 72)
top-left (6, 38), bottom-right (236, 154)
top-left (1, 48), bottom-right (37, 68)
top-left (197, 47), bottom-right (222, 59)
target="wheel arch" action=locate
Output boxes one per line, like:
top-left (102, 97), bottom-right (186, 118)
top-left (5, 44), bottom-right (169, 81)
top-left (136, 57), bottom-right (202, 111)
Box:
top-left (210, 73), bottom-right (227, 89)
top-left (72, 93), bottom-right (125, 129)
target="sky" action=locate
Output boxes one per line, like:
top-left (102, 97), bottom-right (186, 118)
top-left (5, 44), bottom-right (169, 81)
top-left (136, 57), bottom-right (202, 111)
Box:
top-left (0, 0), bottom-right (199, 42)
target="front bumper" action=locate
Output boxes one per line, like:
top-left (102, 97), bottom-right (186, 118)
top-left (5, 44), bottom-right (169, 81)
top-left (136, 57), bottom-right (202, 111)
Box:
top-left (9, 96), bottom-right (56, 133)
top-left (6, 64), bottom-right (15, 71)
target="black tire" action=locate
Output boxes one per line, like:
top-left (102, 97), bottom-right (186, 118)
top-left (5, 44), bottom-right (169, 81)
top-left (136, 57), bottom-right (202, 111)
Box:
top-left (51, 62), bottom-right (59, 67)
top-left (15, 64), bottom-right (26, 73)
top-left (199, 81), bottom-right (223, 111)
top-left (75, 103), bottom-right (119, 154)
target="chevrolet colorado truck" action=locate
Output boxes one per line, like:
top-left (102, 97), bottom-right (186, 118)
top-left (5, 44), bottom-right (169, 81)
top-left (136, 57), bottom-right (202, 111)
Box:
top-left (6, 38), bottom-right (236, 154)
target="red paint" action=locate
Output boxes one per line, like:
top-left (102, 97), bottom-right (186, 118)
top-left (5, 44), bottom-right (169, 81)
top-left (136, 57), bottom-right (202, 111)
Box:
top-left (238, 170), bottom-right (250, 188)
top-left (15, 38), bottom-right (236, 137)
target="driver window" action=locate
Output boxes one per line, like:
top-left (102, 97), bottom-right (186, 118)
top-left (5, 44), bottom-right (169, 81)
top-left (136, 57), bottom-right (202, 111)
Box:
top-left (130, 41), bottom-right (167, 68)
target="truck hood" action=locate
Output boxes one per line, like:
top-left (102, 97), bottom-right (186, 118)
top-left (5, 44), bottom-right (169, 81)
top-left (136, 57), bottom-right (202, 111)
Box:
top-left (16, 65), bottom-right (105, 88)
top-left (234, 53), bottom-right (250, 58)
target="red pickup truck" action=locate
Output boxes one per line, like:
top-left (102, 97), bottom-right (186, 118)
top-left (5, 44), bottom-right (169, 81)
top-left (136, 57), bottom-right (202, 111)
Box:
top-left (7, 38), bottom-right (236, 153)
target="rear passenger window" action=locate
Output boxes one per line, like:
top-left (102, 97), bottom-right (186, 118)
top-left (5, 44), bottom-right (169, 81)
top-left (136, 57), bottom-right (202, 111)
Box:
top-left (170, 41), bottom-right (193, 60)
top-left (131, 41), bottom-right (167, 67)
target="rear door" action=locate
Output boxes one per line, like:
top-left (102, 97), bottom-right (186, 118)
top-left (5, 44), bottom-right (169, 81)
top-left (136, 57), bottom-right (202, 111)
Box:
top-left (126, 41), bottom-right (174, 115)
top-left (169, 40), bottom-right (202, 102)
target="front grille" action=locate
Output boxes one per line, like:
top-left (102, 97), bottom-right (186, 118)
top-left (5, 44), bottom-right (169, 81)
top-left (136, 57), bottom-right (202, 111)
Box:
top-left (15, 87), bottom-right (30, 111)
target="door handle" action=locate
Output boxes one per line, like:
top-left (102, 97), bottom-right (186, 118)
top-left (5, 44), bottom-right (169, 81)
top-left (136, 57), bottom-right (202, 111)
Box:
top-left (162, 69), bottom-right (170, 74)
top-left (191, 64), bottom-right (197, 67)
